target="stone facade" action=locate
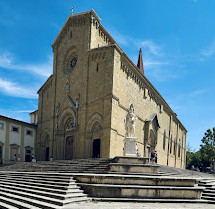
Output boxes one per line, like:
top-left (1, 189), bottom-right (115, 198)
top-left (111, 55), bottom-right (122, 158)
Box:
top-left (0, 115), bottom-right (36, 164)
top-left (36, 10), bottom-right (187, 168)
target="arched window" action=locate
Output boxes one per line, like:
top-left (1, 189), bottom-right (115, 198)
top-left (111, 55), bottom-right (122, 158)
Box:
top-left (65, 118), bottom-right (75, 131)
top-left (178, 138), bottom-right (181, 158)
top-left (91, 122), bottom-right (102, 133)
top-left (170, 135), bottom-right (172, 154)
top-left (163, 130), bottom-right (166, 150)
top-left (173, 138), bottom-right (177, 155)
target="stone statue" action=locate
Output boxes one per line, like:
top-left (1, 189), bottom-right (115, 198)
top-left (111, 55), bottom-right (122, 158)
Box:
top-left (125, 104), bottom-right (137, 138)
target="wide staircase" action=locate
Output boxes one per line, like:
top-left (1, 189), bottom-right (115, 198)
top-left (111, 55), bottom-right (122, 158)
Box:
top-left (0, 157), bottom-right (214, 208)
top-left (74, 157), bottom-right (209, 203)
top-left (0, 172), bottom-right (88, 209)
top-left (0, 158), bottom-right (112, 173)
top-left (198, 179), bottom-right (215, 202)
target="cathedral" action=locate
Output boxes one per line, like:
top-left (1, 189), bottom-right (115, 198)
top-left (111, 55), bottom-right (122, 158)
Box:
top-left (35, 9), bottom-right (187, 168)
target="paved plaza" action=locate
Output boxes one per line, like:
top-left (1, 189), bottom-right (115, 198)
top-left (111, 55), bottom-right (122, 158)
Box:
top-left (63, 202), bottom-right (215, 209)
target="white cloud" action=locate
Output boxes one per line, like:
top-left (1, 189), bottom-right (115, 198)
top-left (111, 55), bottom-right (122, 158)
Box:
top-left (201, 38), bottom-right (215, 58)
top-left (139, 41), bottom-right (162, 56)
top-left (106, 27), bottom-right (179, 81)
top-left (0, 50), bottom-right (53, 77)
top-left (108, 27), bottom-right (162, 56)
top-left (0, 78), bottom-right (37, 99)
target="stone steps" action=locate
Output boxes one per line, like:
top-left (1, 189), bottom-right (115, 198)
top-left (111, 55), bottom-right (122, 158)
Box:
top-left (0, 158), bottom-right (113, 173)
top-left (0, 176), bottom-right (73, 186)
top-left (0, 180), bottom-right (80, 194)
top-left (0, 195), bottom-right (41, 209)
top-left (0, 178), bottom-right (80, 190)
top-left (74, 173), bottom-right (197, 187)
top-left (198, 179), bottom-right (215, 202)
top-left (108, 171), bottom-right (178, 176)
top-left (109, 163), bottom-right (158, 174)
top-left (0, 172), bottom-right (89, 208)
top-left (92, 197), bottom-right (211, 203)
top-left (79, 183), bottom-right (204, 199)
top-left (0, 183), bottom-right (85, 199)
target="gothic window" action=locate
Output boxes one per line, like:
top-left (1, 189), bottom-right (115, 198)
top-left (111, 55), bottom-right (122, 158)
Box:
top-left (45, 134), bottom-right (49, 146)
top-left (178, 138), bottom-right (181, 158)
top-left (65, 119), bottom-right (75, 131)
top-left (170, 135), bottom-right (172, 154)
top-left (163, 130), bottom-right (166, 150)
top-left (91, 122), bottom-right (102, 133)
top-left (173, 138), bottom-right (177, 156)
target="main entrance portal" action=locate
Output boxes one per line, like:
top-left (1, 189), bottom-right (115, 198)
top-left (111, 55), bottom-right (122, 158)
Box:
top-left (65, 136), bottom-right (74, 160)
top-left (92, 139), bottom-right (100, 158)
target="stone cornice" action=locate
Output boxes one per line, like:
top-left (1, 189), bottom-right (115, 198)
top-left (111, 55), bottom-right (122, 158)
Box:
top-left (0, 115), bottom-right (37, 128)
top-left (37, 75), bottom-right (53, 94)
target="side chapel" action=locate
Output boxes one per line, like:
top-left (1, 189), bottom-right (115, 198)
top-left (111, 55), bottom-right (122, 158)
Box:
top-left (35, 10), bottom-right (187, 168)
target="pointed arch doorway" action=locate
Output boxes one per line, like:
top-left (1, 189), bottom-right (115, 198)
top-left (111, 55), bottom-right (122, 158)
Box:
top-left (92, 139), bottom-right (100, 158)
top-left (65, 135), bottom-right (74, 160)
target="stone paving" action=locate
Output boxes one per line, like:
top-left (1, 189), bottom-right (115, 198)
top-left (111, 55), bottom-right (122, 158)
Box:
top-left (63, 202), bottom-right (215, 209)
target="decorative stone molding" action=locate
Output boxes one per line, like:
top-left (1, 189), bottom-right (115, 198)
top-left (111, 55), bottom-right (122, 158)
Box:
top-left (91, 121), bottom-right (102, 133)
top-left (65, 118), bottom-right (75, 131)
top-left (87, 112), bottom-right (103, 133)
top-left (58, 108), bottom-right (76, 131)
top-left (90, 50), bottom-right (107, 61)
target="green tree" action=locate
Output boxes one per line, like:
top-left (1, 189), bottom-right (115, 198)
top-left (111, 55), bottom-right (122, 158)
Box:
top-left (186, 150), bottom-right (201, 169)
top-left (200, 128), bottom-right (215, 170)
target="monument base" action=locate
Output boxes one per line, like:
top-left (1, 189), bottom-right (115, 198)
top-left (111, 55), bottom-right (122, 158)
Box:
top-left (124, 137), bottom-right (137, 157)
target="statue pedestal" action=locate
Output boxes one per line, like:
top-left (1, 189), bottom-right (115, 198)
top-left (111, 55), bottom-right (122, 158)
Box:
top-left (124, 137), bottom-right (137, 157)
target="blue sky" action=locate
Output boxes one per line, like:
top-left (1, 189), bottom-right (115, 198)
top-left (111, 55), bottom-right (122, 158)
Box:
top-left (0, 0), bottom-right (215, 150)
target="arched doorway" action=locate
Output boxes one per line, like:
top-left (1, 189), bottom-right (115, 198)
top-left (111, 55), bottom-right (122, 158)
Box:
top-left (45, 147), bottom-right (49, 161)
top-left (92, 139), bottom-right (100, 158)
top-left (44, 134), bottom-right (50, 161)
top-left (65, 136), bottom-right (74, 160)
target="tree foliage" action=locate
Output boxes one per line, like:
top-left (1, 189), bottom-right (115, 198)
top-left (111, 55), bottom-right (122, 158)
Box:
top-left (186, 128), bottom-right (215, 171)
top-left (200, 128), bottom-right (215, 169)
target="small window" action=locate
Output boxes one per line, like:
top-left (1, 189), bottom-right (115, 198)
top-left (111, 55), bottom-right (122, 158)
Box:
top-left (12, 126), bottom-right (19, 133)
top-left (26, 130), bottom-right (33, 136)
top-left (96, 64), bottom-right (99, 72)
top-left (0, 123), bottom-right (3, 130)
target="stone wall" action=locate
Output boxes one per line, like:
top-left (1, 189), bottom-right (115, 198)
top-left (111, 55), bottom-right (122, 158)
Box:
top-left (111, 48), bottom-right (187, 168)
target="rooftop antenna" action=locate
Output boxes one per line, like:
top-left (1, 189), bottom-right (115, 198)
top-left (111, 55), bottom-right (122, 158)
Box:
top-left (71, 6), bottom-right (74, 15)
